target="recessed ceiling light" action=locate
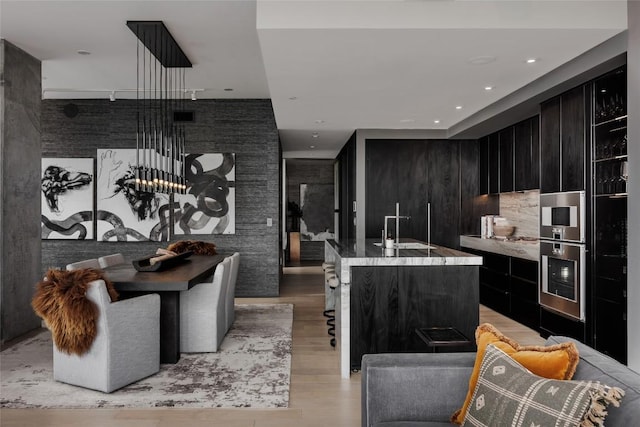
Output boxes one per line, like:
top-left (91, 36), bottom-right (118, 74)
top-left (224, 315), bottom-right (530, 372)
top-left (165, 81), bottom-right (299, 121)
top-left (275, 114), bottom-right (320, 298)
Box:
top-left (400, 119), bottom-right (415, 123)
top-left (485, 86), bottom-right (493, 91)
top-left (455, 106), bottom-right (463, 110)
top-left (224, 88), bottom-right (233, 92)
top-left (434, 120), bottom-right (440, 124)
top-left (467, 56), bottom-right (497, 65)
top-left (315, 119), bottom-right (325, 124)
top-left (77, 50), bottom-right (91, 55)
top-left (312, 132), bottom-right (319, 138)
top-left (526, 58), bottom-right (537, 64)
top-left (309, 145), bottom-right (315, 149)
top-left (288, 96), bottom-right (297, 100)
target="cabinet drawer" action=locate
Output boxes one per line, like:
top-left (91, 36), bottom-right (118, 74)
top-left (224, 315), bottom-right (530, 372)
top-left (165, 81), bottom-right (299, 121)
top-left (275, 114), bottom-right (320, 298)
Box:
top-left (511, 258), bottom-right (538, 282)
top-left (511, 276), bottom-right (538, 301)
top-left (480, 268), bottom-right (509, 292)
top-left (481, 252), bottom-right (510, 273)
top-left (480, 283), bottom-right (510, 314)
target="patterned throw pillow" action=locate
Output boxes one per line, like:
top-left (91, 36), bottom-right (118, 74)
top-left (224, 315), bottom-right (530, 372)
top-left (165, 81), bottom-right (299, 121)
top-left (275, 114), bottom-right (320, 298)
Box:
top-left (451, 323), bottom-right (579, 424)
top-left (462, 344), bottom-right (625, 427)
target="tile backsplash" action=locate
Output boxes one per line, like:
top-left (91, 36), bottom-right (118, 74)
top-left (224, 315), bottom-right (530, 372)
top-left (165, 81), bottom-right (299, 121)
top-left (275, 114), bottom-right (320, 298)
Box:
top-left (499, 190), bottom-right (540, 237)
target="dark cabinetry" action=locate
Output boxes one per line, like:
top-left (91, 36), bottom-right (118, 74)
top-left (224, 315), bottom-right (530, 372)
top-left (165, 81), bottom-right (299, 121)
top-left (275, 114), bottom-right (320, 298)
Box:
top-left (478, 116), bottom-right (539, 195)
top-left (463, 248), bottom-right (539, 331)
top-left (350, 265), bottom-right (479, 369)
top-left (337, 134), bottom-right (356, 240)
top-left (540, 86), bottom-right (588, 193)
top-left (365, 139), bottom-right (465, 249)
top-left (514, 116), bottom-right (540, 191)
top-left (591, 66), bottom-right (627, 363)
top-left (499, 128), bottom-right (514, 192)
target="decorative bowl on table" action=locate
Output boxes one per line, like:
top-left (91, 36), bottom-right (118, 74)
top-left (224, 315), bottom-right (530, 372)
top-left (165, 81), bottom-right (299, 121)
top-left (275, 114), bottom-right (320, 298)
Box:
top-left (132, 251), bottom-right (193, 272)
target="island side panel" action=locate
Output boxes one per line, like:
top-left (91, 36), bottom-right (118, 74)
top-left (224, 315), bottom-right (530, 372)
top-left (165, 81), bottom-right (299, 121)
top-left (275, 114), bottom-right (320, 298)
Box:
top-left (350, 266), bottom-right (398, 370)
top-left (397, 265), bottom-right (479, 351)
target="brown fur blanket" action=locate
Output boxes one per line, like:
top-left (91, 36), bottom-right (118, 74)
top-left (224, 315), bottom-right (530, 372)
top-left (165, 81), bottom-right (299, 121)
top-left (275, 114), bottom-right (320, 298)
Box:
top-left (31, 268), bottom-right (118, 356)
top-left (167, 240), bottom-right (217, 255)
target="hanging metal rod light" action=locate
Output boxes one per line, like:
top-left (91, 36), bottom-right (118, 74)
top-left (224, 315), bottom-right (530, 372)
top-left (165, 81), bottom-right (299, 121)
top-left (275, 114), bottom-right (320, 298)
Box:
top-left (127, 20), bottom-right (192, 194)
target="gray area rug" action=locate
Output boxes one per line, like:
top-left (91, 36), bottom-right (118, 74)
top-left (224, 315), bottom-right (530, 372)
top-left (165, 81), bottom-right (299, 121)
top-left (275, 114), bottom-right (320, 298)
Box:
top-left (1, 303), bottom-right (292, 409)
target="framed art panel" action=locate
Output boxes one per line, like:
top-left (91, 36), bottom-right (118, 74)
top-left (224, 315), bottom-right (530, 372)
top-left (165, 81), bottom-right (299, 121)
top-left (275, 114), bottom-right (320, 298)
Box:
top-left (41, 157), bottom-right (94, 240)
top-left (300, 183), bottom-right (334, 241)
top-left (174, 153), bottom-right (236, 235)
top-left (96, 149), bottom-right (171, 242)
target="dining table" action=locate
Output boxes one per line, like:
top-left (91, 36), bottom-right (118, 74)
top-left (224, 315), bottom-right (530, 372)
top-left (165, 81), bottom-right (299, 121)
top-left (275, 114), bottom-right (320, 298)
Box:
top-left (103, 253), bottom-right (225, 364)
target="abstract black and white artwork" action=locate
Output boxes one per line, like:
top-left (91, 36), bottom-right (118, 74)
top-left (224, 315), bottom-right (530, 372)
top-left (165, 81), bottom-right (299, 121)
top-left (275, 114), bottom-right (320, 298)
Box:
top-left (174, 153), bottom-right (235, 235)
top-left (41, 158), bottom-right (94, 240)
top-left (300, 183), bottom-right (334, 241)
top-left (96, 149), bottom-right (171, 242)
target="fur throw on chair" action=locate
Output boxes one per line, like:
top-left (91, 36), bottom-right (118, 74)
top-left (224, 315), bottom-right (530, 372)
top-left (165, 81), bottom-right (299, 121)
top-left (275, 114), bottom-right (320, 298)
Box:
top-left (167, 240), bottom-right (217, 255)
top-left (31, 268), bottom-right (118, 356)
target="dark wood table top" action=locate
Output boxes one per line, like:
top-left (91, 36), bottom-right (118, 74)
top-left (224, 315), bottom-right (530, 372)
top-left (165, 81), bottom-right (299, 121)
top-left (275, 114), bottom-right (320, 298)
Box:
top-left (103, 254), bottom-right (225, 292)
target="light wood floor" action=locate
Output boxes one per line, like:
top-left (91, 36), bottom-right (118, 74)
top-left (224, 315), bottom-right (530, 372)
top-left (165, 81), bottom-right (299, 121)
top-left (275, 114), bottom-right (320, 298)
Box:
top-left (1, 266), bottom-right (543, 427)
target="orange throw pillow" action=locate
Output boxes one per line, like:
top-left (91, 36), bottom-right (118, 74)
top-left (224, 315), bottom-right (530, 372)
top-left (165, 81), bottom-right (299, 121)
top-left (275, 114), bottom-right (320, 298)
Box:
top-left (450, 323), bottom-right (579, 424)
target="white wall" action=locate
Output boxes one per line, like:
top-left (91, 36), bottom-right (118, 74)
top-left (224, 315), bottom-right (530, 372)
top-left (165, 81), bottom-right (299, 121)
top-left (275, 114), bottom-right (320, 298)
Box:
top-left (627, 0), bottom-right (640, 373)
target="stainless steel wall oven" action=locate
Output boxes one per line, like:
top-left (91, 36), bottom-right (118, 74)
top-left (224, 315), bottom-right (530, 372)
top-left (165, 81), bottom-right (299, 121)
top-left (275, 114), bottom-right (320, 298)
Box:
top-left (539, 191), bottom-right (586, 321)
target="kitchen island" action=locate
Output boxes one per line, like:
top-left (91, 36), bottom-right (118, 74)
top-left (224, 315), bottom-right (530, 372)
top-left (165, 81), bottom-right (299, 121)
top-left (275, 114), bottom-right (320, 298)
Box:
top-left (325, 238), bottom-right (482, 378)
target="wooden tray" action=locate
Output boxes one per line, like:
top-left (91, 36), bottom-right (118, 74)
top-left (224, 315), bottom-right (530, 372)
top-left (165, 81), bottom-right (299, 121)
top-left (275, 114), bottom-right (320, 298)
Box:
top-left (132, 251), bottom-right (193, 272)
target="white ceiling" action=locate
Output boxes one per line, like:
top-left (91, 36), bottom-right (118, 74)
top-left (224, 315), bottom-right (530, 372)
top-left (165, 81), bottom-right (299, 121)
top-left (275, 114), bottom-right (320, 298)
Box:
top-left (0, 0), bottom-right (628, 157)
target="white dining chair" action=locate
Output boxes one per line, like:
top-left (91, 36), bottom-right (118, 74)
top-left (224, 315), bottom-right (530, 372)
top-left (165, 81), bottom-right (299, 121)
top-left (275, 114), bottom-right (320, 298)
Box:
top-left (53, 280), bottom-right (160, 392)
top-left (224, 252), bottom-right (240, 333)
top-left (66, 258), bottom-right (101, 271)
top-left (179, 257), bottom-right (230, 352)
top-left (98, 253), bottom-right (126, 268)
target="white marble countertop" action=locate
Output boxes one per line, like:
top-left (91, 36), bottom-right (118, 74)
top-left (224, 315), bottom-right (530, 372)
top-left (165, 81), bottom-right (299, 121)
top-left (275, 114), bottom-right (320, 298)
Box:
top-left (459, 235), bottom-right (540, 262)
top-left (326, 238), bottom-right (482, 270)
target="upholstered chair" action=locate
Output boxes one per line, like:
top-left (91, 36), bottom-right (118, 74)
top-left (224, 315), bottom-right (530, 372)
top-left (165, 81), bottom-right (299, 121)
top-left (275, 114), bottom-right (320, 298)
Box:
top-left (98, 253), bottom-right (126, 268)
top-left (224, 252), bottom-right (240, 333)
top-left (179, 257), bottom-right (230, 352)
top-left (66, 258), bottom-right (101, 271)
top-left (53, 280), bottom-right (160, 393)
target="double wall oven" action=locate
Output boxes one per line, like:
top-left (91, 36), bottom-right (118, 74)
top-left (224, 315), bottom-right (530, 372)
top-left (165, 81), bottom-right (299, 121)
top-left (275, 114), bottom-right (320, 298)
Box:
top-left (539, 191), bottom-right (586, 321)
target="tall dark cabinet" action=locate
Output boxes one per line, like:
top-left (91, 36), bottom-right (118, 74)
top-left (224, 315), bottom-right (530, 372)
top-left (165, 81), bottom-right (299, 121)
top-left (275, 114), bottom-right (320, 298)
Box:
top-left (514, 116), bottom-right (540, 191)
top-left (540, 86), bottom-right (588, 193)
top-left (337, 133), bottom-right (357, 240)
top-left (591, 66), bottom-right (628, 363)
top-left (364, 139), bottom-right (465, 249)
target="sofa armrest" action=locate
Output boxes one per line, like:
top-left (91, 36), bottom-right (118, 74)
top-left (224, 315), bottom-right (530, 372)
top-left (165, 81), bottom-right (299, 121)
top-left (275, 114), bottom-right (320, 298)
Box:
top-left (361, 352), bottom-right (476, 427)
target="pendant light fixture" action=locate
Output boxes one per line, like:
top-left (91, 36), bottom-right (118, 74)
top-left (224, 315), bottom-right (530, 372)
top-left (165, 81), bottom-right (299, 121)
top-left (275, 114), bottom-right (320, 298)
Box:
top-left (127, 21), bottom-right (192, 194)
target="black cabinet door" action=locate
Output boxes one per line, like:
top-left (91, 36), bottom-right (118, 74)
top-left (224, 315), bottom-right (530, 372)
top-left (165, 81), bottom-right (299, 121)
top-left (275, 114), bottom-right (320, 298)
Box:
top-left (338, 135), bottom-right (356, 240)
top-left (514, 116), bottom-right (540, 191)
top-left (478, 136), bottom-right (489, 195)
top-left (426, 140), bottom-right (460, 249)
top-left (488, 133), bottom-right (500, 194)
top-left (561, 85), bottom-right (586, 191)
top-left (499, 127), bottom-right (514, 192)
top-left (350, 267), bottom-right (397, 368)
top-left (540, 97), bottom-right (561, 193)
top-left (365, 140), bottom-right (399, 239)
top-left (397, 141), bottom-right (427, 240)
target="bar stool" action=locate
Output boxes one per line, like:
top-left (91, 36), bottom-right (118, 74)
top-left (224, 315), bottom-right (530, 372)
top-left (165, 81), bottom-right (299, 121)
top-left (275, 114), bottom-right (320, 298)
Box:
top-left (322, 263), bottom-right (337, 347)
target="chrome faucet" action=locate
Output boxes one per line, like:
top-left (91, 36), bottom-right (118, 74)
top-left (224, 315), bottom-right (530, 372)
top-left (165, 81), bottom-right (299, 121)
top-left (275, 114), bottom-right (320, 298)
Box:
top-left (383, 202), bottom-right (410, 245)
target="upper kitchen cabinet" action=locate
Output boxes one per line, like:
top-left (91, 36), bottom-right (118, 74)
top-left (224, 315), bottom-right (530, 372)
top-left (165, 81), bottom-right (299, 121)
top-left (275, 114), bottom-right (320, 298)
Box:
top-left (514, 116), bottom-right (540, 191)
top-left (540, 85), bottom-right (588, 193)
top-left (499, 127), bottom-right (514, 193)
top-left (478, 115), bottom-right (539, 195)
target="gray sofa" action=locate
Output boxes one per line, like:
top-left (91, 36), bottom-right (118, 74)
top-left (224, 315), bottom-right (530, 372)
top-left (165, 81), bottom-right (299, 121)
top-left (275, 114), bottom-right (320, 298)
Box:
top-left (361, 336), bottom-right (640, 426)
